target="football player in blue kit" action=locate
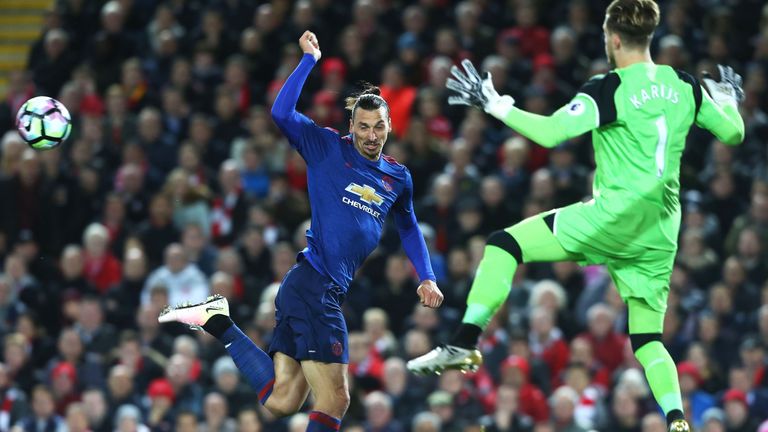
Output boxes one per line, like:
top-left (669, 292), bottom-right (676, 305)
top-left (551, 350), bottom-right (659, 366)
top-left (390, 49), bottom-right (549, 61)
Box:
top-left (159, 31), bottom-right (443, 432)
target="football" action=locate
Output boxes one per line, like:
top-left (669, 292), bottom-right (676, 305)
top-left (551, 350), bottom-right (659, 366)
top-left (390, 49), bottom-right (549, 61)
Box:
top-left (15, 96), bottom-right (72, 150)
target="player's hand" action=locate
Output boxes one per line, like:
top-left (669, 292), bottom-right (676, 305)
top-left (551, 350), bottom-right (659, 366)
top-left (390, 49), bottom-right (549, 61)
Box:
top-left (299, 31), bottom-right (321, 61)
top-left (702, 64), bottom-right (744, 107)
top-left (447, 59), bottom-right (515, 118)
top-left (417, 280), bottom-right (444, 308)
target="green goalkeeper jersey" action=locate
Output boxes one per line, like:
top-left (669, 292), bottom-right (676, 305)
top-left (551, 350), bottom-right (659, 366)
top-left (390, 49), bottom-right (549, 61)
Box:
top-left (496, 62), bottom-right (744, 250)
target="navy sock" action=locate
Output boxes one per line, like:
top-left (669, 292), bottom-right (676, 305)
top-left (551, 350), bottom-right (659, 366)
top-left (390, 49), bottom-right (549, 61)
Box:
top-left (307, 411), bottom-right (341, 431)
top-left (202, 314), bottom-right (233, 339)
top-left (221, 324), bottom-right (275, 404)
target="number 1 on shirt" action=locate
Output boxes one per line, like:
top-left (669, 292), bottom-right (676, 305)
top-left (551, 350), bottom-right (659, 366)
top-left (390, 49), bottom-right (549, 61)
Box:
top-left (654, 116), bottom-right (668, 178)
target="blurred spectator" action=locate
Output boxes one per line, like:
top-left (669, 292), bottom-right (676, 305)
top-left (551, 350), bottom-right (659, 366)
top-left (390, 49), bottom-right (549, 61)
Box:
top-left (722, 388), bottom-right (761, 432)
top-left (47, 327), bottom-right (104, 392)
top-left (211, 160), bottom-right (249, 247)
top-left (64, 402), bottom-right (90, 432)
top-left (4, 333), bottom-right (35, 394)
top-left (700, 407), bottom-right (726, 432)
top-left (14, 385), bottom-right (64, 432)
top-left (363, 391), bottom-right (404, 432)
top-left (49, 361), bottom-right (79, 416)
top-left (145, 378), bottom-right (174, 431)
top-left (411, 411), bottom-right (441, 432)
top-left (136, 194), bottom-right (179, 268)
top-left (499, 355), bottom-right (549, 424)
top-left (372, 255), bottom-right (419, 336)
top-left (165, 354), bottom-right (203, 417)
top-left (379, 62), bottom-right (417, 139)
top-left (181, 223), bottom-right (217, 277)
top-left (579, 303), bottom-right (626, 376)
top-left (563, 362), bottom-right (604, 429)
top-left (549, 386), bottom-right (587, 432)
top-left (199, 392), bottom-right (236, 432)
top-left (480, 384), bottom-right (534, 431)
top-left (641, 412), bottom-right (666, 432)
top-left (235, 408), bottom-right (263, 432)
top-left (381, 357), bottom-right (427, 427)
top-left (114, 404), bottom-right (149, 432)
top-left (0, 150), bottom-right (51, 254)
top-left (604, 391), bottom-right (640, 432)
top-left (83, 388), bottom-right (113, 432)
top-left (141, 243), bottom-right (208, 307)
top-left (29, 29), bottom-right (78, 97)
top-left (81, 223), bottom-right (122, 293)
top-left (678, 360), bottom-right (715, 429)
top-left (74, 296), bottom-right (117, 359)
top-left (89, 1), bottom-right (138, 92)
top-left (529, 306), bottom-right (569, 390)
top-left (348, 331), bottom-right (383, 392)
top-left (105, 247), bottom-right (147, 328)
top-left (51, 244), bottom-right (95, 298)
top-left (0, 362), bottom-right (28, 430)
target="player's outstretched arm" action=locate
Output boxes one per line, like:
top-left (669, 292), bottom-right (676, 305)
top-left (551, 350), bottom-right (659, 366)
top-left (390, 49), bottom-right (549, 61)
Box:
top-left (392, 170), bottom-right (442, 308)
top-left (697, 65), bottom-right (745, 146)
top-left (270, 31), bottom-right (322, 143)
top-left (448, 59), bottom-right (595, 148)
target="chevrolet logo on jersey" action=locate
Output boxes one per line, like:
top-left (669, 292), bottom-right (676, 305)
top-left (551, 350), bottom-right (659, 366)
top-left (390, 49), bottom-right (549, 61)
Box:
top-left (343, 183), bottom-right (383, 218)
top-left (345, 183), bottom-right (384, 206)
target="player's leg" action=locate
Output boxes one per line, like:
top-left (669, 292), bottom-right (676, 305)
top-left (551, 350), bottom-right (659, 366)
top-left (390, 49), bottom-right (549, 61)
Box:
top-left (611, 253), bottom-right (689, 432)
top-left (626, 297), bottom-right (687, 431)
top-left (300, 361), bottom-right (349, 431)
top-left (407, 210), bottom-right (580, 374)
top-left (158, 296), bottom-right (310, 418)
top-left (263, 353), bottom-right (311, 416)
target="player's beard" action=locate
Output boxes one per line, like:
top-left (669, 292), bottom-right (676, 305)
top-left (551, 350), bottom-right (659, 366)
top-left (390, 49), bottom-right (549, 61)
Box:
top-left (361, 140), bottom-right (382, 159)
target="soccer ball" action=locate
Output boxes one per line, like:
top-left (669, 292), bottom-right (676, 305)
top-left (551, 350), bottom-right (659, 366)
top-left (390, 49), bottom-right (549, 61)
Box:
top-left (15, 96), bottom-right (72, 150)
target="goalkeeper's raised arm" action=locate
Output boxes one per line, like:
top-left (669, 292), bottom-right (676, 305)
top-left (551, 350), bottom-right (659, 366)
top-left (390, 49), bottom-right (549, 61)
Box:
top-left (447, 58), bottom-right (600, 148)
top-left (448, 58), bottom-right (745, 149)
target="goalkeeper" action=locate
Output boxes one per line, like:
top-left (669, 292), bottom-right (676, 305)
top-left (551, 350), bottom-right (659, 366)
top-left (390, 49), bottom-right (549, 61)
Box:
top-left (407, 1), bottom-right (744, 431)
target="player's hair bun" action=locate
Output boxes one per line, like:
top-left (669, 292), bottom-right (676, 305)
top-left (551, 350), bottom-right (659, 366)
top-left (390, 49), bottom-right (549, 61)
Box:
top-left (345, 82), bottom-right (383, 111)
top-left (359, 82), bottom-right (381, 97)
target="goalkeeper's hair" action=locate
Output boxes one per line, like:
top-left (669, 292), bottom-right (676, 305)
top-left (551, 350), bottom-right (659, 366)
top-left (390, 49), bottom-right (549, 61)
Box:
top-left (345, 82), bottom-right (390, 120)
top-left (605, 0), bottom-right (660, 48)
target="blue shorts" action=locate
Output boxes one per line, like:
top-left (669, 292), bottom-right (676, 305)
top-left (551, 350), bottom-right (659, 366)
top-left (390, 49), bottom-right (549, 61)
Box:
top-left (268, 258), bottom-right (349, 364)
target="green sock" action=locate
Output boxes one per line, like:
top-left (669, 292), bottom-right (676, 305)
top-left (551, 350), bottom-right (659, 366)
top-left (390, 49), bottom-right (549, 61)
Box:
top-left (634, 341), bottom-right (683, 415)
top-left (627, 298), bottom-right (683, 417)
top-left (462, 245), bottom-right (518, 328)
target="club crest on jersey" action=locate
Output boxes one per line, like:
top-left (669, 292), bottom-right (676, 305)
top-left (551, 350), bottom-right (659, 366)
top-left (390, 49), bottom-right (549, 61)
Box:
top-left (381, 176), bottom-right (394, 192)
top-left (343, 183), bottom-right (383, 218)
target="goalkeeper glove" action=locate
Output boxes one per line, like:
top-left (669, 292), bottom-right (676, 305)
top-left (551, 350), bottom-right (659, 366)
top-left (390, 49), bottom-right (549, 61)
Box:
top-left (447, 59), bottom-right (515, 119)
top-left (702, 64), bottom-right (744, 107)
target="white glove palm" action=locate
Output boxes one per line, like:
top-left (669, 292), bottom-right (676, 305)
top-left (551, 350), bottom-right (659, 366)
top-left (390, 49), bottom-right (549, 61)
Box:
top-left (702, 64), bottom-right (744, 107)
top-left (446, 59), bottom-right (515, 119)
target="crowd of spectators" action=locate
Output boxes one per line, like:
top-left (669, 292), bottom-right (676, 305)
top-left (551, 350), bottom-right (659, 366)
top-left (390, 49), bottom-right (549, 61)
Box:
top-left (0, 0), bottom-right (767, 431)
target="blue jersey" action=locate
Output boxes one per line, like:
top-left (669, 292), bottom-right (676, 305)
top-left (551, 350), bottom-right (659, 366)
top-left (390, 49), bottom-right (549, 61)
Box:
top-left (272, 54), bottom-right (434, 291)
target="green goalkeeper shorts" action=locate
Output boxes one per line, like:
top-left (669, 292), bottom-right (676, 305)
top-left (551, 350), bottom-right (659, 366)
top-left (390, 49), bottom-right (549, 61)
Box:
top-left (548, 200), bottom-right (677, 313)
